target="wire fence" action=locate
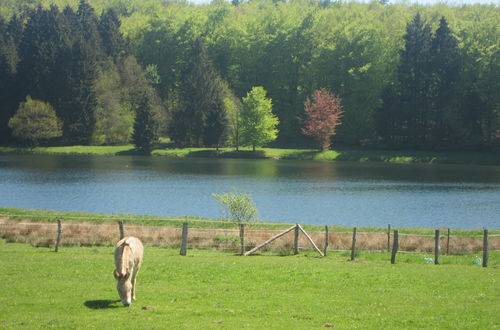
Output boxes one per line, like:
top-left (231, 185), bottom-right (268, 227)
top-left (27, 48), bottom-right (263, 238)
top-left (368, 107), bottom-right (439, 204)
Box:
top-left (1, 219), bottom-right (498, 259)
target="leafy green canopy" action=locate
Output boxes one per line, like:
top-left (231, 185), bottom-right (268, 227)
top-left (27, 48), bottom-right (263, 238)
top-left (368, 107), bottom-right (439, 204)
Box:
top-left (239, 86), bottom-right (279, 151)
top-left (8, 96), bottom-right (62, 146)
top-left (212, 190), bottom-right (259, 223)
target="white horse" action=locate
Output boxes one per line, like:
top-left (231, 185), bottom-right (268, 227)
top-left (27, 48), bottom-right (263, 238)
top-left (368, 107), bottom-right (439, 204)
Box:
top-left (114, 236), bottom-right (144, 306)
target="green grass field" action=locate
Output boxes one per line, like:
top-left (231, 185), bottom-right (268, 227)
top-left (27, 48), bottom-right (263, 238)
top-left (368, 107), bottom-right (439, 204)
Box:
top-left (0, 239), bottom-right (498, 329)
top-left (1, 143), bottom-right (498, 165)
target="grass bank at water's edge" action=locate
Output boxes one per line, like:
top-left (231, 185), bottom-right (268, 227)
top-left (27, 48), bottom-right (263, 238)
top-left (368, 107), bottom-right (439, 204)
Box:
top-left (0, 144), bottom-right (498, 165)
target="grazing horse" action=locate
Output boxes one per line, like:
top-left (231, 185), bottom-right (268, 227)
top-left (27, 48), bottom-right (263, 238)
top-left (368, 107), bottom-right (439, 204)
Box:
top-left (114, 236), bottom-right (144, 306)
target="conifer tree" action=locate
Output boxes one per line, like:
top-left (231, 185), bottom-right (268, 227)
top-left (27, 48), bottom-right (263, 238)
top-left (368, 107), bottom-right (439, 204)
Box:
top-left (0, 16), bottom-right (21, 143)
top-left (77, 0), bottom-right (102, 60)
top-left (397, 13), bottom-right (433, 147)
top-left (98, 8), bottom-right (125, 58)
top-left (133, 90), bottom-right (161, 153)
top-left (170, 39), bottom-right (228, 147)
top-left (430, 16), bottom-right (460, 145)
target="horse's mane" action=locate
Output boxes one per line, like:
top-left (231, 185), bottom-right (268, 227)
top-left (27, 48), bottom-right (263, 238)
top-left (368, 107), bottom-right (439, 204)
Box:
top-left (117, 240), bottom-right (131, 278)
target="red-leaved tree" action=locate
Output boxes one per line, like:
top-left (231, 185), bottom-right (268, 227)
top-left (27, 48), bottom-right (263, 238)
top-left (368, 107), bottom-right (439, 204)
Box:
top-left (302, 88), bottom-right (344, 151)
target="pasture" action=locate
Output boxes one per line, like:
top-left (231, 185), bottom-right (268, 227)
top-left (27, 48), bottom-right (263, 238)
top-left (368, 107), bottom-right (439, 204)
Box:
top-left (0, 239), bottom-right (498, 329)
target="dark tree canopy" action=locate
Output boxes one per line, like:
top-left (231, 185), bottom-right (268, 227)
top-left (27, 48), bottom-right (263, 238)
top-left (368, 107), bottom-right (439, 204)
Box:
top-left (170, 39), bottom-right (228, 147)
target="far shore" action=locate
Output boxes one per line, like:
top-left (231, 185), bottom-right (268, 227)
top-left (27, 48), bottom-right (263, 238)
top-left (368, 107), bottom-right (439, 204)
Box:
top-left (0, 144), bottom-right (499, 166)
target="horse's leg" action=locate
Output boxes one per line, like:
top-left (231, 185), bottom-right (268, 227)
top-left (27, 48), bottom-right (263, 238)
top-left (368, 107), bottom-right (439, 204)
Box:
top-left (131, 267), bottom-right (139, 301)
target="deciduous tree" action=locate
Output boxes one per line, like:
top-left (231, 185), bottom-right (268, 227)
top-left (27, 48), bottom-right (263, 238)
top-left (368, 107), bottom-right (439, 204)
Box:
top-left (239, 86), bottom-right (279, 151)
top-left (8, 96), bottom-right (62, 147)
top-left (302, 88), bottom-right (343, 151)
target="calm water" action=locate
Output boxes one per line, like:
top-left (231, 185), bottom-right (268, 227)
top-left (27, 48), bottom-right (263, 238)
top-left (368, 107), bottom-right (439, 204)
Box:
top-left (0, 155), bottom-right (499, 229)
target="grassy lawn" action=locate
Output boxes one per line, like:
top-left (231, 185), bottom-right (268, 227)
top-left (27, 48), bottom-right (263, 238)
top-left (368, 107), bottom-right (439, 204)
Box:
top-left (0, 239), bottom-right (498, 329)
top-left (1, 143), bottom-right (498, 165)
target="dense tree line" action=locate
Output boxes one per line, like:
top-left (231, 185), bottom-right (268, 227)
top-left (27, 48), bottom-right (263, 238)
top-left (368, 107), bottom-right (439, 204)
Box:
top-left (0, 0), bottom-right (162, 150)
top-left (0, 0), bottom-right (498, 151)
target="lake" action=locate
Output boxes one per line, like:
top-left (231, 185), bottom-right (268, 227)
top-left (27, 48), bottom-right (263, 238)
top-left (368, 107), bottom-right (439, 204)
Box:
top-left (0, 154), bottom-right (499, 229)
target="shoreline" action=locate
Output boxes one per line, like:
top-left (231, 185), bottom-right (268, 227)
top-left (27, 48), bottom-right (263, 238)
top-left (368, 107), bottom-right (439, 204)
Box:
top-left (0, 145), bottom-right (499, 166)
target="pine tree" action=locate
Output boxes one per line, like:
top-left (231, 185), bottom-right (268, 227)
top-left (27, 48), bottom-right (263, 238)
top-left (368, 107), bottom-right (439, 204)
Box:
top-left (133, 90), bottom-right (161, 153)
top-left (0, 16), bottom-right (21, 143)
top-left (397, 13), bottom-right (433, 147)
top-left (170, 39), bottom-right (228, 147)
top-left (99, 8), bottom-right (125, 58)
top-left (430, 16), bottom-right (460, 146)
top-left (77, 0), bottom-right (102, 60)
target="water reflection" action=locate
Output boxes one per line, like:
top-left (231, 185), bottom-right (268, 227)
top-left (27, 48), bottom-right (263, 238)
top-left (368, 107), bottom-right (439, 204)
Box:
top-left (0, 155), bottom-right (499, 229)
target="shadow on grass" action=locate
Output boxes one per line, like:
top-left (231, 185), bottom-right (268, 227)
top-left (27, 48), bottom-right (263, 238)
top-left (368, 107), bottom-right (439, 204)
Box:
top-left (187, 150), bottom-right (267, 159)
top-left (84, 299), bottom-right (121, 309)
top-left (116, 148), bottom-right (151, 156)
top-left (280, 150), bottom-right (319, 160)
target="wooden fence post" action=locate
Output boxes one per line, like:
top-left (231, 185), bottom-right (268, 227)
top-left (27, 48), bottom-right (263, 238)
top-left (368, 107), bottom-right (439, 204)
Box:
top-left (324, 225), bottom-right (329, 256)
top-left (483, 229), bottom-right (488, 268)
top-left (446, 228), bottom-right (450, 255)
top-left (55, 220), bottom-right (62, 253)
top-left (180, 222), bottom-right (188, 256)
top-left (387, 224), bottom-right (391, 252)
top-left (294, 224), bottom-right (300, 255)
top-left (118, 221), bottom-right (125, 240)
top-left (350, 227), bottom-right (357, 261)
top-left (391, 230), bottom-right (398, 264)
top-left (434, 229), bottom-right (441, 265)
top-left (239, 223), bottom-right (245, 256)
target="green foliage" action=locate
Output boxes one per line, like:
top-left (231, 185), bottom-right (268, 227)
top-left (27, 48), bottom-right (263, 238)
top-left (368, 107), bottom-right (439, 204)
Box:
top-left (223, 95), bottom-right (241, 150)
top-left (240, 86), bottom-right (279, 151)
top-left (0, 1), bottom-right (499, 150)
top-left (212, 190), bottom-right (259, 223)
top-left (91, 62), bottom-right (134, 145)
top-left (8, 96), bottom-right (62, 146)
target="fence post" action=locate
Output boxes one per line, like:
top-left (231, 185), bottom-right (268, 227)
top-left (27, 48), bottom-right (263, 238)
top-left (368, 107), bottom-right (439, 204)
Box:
top-left (387, 224), bottom-right (391, 252)
top-left (239, 223), bottom-right (245, 256)
top-left (324, 225), bottom-right (329, 256)
top-left (446, 228), bottom-right (450, 255)
top-left (434, 229), bottom-right (441, 265)
top-left (483, 229), bottom-right (488, 268)
top-left (350, 227), bottom-right (357, 261)
top-left (294, 224), bottom-right (300, 255)
top-left (391, 230), bottom-right (398, 264)
top-left (55, 220), bottom-right (62, 253)
top-left (118, 221), bottom-right (125, 240)
top-left (180, 222), bottom-right (188, 256)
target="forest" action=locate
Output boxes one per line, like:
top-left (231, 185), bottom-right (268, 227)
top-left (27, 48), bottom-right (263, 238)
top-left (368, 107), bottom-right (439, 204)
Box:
top-left (0, 0), bottom-right (498, 151)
